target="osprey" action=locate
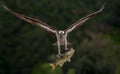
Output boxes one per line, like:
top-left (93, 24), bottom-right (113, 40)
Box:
top-left (2, 4), bottom-right (104, 57)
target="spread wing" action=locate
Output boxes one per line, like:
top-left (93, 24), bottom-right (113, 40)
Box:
top-left (65, 4), bottom-right (104, 33)
top-left (2, 4), bottom-right (56, 33)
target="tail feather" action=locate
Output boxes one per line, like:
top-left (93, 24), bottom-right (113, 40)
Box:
top-left (49, 63), bottom-right (56, 70)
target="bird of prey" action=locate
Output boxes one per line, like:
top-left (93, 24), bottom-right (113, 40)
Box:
top-left (2, 4), bottom-right (104, 57)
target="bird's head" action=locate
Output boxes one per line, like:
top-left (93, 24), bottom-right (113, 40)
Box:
top-left (58, 30), bottom-right (65, 39)
top-left (58, 31), bottom-right (65, 35)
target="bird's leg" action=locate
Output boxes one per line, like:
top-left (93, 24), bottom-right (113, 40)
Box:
top-left (65, 34), bottom-right (68, 50)
top-left (57, 40), bottom-right (61, 58)
top-left (56, 33), bottom-right (61, 58)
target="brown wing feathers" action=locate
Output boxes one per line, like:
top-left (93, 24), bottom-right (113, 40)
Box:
top-left (66, 4), bottom-right (104, 33)
top-left (2, 4), bottom-right (56, 33)
top-left (2, 3), bottom-right (104, 34)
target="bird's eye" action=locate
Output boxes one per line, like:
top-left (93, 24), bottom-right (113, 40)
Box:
top-left (59, 32), bottom-right (61, 34)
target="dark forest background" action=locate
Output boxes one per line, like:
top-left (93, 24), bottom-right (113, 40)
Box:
top-left (0, 0), bottom-right (120, 74)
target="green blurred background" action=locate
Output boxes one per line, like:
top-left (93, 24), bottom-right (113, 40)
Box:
top-left (0, 0), bottom-right (120, 74)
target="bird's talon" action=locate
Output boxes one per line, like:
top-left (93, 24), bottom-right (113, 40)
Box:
top-left (57, 54), bottom-right (61, 58)
top-left (65, 48), bottom-right (68, 50)
top-left (65, 48), bottom-right (70, 51)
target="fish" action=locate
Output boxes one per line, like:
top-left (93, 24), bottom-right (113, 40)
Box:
top-left (50, 48), bottom-right (75, 70)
